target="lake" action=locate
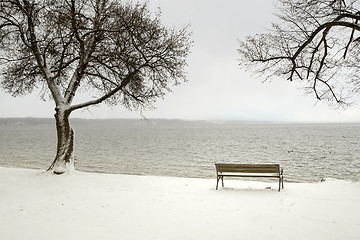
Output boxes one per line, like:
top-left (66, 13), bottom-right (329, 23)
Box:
top-left (0, 118), bottom-right (359, 182)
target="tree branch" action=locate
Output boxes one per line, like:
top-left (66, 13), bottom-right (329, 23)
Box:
top-left (69, 70), bottom-right (139, 112)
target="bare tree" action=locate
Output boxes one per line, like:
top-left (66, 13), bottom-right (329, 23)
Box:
top-left (238, 0), bottom-right (360, 107)
top-left (0, 0), bottom-right (192, 174)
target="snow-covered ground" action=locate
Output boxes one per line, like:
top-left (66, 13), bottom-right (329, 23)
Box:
top-left (1, 167), bottom-right (359, 240)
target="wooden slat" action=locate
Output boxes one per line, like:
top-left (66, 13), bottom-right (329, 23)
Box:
top-left (215, 164), bottom-right (280, 174)
top-left (217, 174), bottom-right (280, 178)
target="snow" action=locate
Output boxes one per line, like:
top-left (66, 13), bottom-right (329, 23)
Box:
top-left (1, 167), bottom-right (359, 240)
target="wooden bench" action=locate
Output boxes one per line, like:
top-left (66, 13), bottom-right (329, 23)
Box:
top-left (215, 163), bottom-right (284, 191)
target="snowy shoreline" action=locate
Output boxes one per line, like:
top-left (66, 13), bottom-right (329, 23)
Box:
top-left (1, 167), bottom-right (360, 240)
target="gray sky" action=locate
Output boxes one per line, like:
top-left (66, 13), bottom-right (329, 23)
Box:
top-left (1, 0), bottom-right (360, 122)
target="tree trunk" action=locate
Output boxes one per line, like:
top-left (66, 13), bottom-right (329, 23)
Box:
top-left (47, 108), bottom-right (75, 174)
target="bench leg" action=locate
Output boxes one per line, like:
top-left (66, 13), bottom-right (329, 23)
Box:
top-left (278, 178), bottom-right (281, 192)
top-left (278, 176), bottom-right (284, 192)
top-left (281, 169), bottom-right (284, 190)
top-left (216, 176), bottom-right (224, 190)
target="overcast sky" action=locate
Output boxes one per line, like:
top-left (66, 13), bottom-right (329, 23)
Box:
top-left (1, 0), bottom-right (360, 122)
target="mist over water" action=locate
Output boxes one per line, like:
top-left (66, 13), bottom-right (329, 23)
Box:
top-left (1, 119), bottom-right (359, 183)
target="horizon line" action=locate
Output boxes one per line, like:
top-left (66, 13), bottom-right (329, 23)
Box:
top-left (0, 116), bottom-right (359, 124)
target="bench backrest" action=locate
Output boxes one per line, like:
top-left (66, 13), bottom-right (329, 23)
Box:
top-left (215, 164), bottom-right (280, 174)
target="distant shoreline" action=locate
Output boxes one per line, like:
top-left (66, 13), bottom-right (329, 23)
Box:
top-left (1, 117), bottom-right (359, 126)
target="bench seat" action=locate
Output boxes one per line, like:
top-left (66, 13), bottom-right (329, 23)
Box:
top-left (215, 163), bottom-right (284, 191)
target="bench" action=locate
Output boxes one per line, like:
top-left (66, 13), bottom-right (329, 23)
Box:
top-left (215, 163), bottom-right (284, 191)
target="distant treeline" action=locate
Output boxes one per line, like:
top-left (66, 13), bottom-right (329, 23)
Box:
top-left (0, 118), bottom-right (55, 126)
top-left (0, 117), bottom-right (270, 127)
top-left (0, 117), bottom-right (205, 127)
